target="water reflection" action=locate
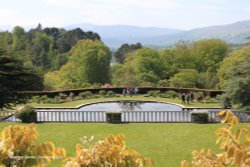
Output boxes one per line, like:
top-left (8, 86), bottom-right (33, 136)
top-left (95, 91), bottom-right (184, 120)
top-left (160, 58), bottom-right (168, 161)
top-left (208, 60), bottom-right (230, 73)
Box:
top-left (78, 101), bottom-right (182, 111)
top-left (118, 101), bottom-right (142, 111)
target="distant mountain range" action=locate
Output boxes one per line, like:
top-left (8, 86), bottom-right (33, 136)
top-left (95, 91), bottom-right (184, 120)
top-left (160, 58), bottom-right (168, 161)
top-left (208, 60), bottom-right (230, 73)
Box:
top-left (65, 20), bottom-right (250, 48)
top-left (1, 20), bottom-right (250, 49)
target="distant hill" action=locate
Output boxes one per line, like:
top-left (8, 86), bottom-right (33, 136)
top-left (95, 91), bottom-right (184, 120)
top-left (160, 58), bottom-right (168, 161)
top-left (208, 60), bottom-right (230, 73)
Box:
top-left (65, 23), bottom-right (184, 48)
top-left (2, 20), bottom-right (250, 49)
top-left (66, 20), bottom-right (250, 48)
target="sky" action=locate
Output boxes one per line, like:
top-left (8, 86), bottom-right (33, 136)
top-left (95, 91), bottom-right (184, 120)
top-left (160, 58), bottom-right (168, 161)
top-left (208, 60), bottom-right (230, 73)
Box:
top-left (1, 0), bottom-right (250, 30)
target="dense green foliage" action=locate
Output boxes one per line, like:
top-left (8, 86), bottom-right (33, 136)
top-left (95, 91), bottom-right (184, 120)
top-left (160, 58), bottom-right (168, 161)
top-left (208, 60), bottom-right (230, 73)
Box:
top-left (191, 110), bottom-right (209, 123)
top-left (0, 24), bottom-right (100, 72)
top-left (218, 45), bottom-right (250, 109)
top-left (114, 42), bottom-right (142, 63)
top-left (112, 39), bottom-right (229, 88)
top-left (0, 49), bottom-right (43, 109)
top-left (44, 40), bottom-right (112, 89)
top-left (169, 69), bottom-right (200, 88)
top-left (15, 105), bottom-right (37, 123)
top-left (112, 48), bottom-right (170, 86)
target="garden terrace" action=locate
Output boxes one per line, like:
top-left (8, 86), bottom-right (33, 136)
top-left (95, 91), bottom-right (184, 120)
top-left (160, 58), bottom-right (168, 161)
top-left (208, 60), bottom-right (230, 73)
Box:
top-left (21, 87), bottom-right (223, 98)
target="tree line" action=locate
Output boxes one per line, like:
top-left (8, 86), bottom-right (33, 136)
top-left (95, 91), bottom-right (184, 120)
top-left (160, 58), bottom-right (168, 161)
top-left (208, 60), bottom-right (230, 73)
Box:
top-left (0, 23), bottom-right (100, 72)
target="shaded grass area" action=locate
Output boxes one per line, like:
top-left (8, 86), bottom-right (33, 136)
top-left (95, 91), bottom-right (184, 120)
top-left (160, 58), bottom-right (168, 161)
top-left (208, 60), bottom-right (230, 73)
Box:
top-left (30, 95), bottom-right (221, 108)
top-left (1, 123), bottom-right (248, 166)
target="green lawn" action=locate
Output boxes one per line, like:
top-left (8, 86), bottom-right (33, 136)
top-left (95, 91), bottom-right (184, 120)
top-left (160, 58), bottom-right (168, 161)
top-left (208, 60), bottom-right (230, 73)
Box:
top-left (1, 123), bottom-right (248, 167)
top-left (30, 95), bottom-right (221, 108)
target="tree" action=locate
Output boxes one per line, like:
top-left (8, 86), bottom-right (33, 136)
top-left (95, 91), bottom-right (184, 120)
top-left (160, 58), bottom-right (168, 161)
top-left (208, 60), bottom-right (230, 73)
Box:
top-left (111, 64), bottom-right (143, 87)
top-left (162, 41), bottom-right (196, 71)
top-left (11, 26), bottom-right (27, 51)
top-left (114, 43), bottom-right (142, 64)
top-left (169, 69), bottom-right (200, 88)
top-left (0, 49), bottom-right (43, 109)
top-left (218, 45), bottom-right (250, 109)
top-left (56, 28), bottom-right (101, 53)
top-left (30, 32), bottom-right (53, 70)
top-left (192, 39), bottom-right (229, 73)
top-left (0, 31), bottom-right (12, 52)
top-left (126, 48), bottom-right (169, 84)
top-left (44, 40), bottom-right (111, 89)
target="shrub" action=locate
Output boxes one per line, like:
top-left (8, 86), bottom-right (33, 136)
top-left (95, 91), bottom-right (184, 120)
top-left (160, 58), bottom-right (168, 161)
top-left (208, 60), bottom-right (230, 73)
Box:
top-left (30, 95), bottom-right (64, 104)
top-left (29, 96), bottom-right (40, 103)
top-left (79, 91), bottom-right (93, 99)
top-left (58, 93), bottom-right (68, 100)
top-left (159, 93), bottom-right (168, 98)
top-left (191, 110), bottom-right (209, 123)
top-left (93, 94), bottom-right (101, 98)
top-left (204, 97), bottom-right (218, 103)
top-left (68, 92), bottom-right (75, 101)
top-left (165, 91), bottom-right (180, 99)
top-left (106, 90), bottom-right (114, 97)
top-left (62, 134), bottom-right (152, 167)
top-left (99, 90), bottom-right (106, 97)
top-left (147, 90), bottom-right (160, 97)
top-left (0, 124), bottom-right (66, 166)
top-left (39, 95), bottom-right (50, 103)
top-left (106, 112), bottom-right (122, 123)
top-left (181, 110), bottom-right (249, 167)
top-left (195, 92), bottom-right (205, 103)
top-left (53, 96), bottom-right (64, 103)
top-left (218, 94), bottom-right (232, 108)
top-left (15, 105), bottom-right (37, 123)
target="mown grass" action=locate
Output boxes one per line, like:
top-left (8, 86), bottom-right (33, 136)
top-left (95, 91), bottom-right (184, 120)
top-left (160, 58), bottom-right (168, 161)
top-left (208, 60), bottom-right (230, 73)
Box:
top-left (1, 122), bottom-right (248, 167)
top-left (29, 95), bottom-right (221, 108)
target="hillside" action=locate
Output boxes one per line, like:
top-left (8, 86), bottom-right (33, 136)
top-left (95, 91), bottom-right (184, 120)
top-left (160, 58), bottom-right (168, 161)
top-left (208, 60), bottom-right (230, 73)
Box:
top-left (66, 20), bottom-right (250, 48)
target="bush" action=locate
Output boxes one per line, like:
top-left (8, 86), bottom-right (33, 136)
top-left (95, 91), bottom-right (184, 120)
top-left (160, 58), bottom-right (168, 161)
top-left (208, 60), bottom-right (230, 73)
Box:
top-left (93, 94), bottom-right (101, 98)
top-left (30, 95), bottom-right (64, 104)
top-left (106, 91), bottom-right (114, 97)
top-left (165, 91), bottom-right (180, 99)
top-left (53, 96), bottom-right (64, 103)
top-left (29, 96), bottom-right (40, 103)
top-left (195, 92), bottom-right (205, 103)
top-left (68, 92), bottom-right (75, 101)
top-left (106, 112), bottom-right (122, 123)
top-left (204, 96), bottom-right (218, 103)
top-left (217, 94), bottom-right (232, 108)
top-left (147, 90), bottom-right (160, 97)
top-left (58, 93), bottom-right (68, 100)
top-left (0, 124), bottom-right (66, 166)
top-left (191, 110), bottom-right (209, 123)
top-left (99, 90), bottom-right (106, 97)
top-left (79, 91), bottom-right (93, 99)
top-left (159, 93), bottom-right (168, 98)
top-left (15, 105), bottom-right (37, 123)
top-left (39, 95), bottom-right (49, 103)
top-left (62, 134), bottom-right (152, 167)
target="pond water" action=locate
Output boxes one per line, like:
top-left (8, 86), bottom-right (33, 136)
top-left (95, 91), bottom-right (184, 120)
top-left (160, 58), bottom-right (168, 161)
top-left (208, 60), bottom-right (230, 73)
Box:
top-left (77, 101), bottom-right (182, 111)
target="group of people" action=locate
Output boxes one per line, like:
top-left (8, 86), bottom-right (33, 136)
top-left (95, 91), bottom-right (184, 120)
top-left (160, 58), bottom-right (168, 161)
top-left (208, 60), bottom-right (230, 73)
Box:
top-left (181, 92), bottom-right (194, 105)
top-left (122, 88), bottom-right (139, 96)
